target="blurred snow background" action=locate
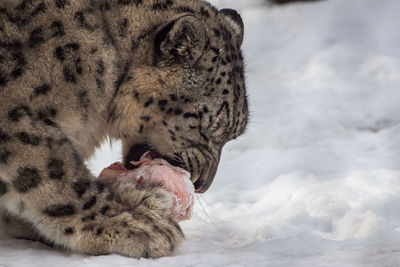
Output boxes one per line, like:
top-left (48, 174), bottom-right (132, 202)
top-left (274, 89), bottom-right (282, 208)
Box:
top-left (2, 0), bottom-right (400, 266)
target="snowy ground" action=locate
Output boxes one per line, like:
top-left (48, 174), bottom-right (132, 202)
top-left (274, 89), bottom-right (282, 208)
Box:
top-left (2, 0), bottom-right (400, 266)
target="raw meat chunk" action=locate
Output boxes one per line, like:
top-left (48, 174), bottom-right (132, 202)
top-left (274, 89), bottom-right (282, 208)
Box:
top-left (99, 152), bottom-right (194, 221)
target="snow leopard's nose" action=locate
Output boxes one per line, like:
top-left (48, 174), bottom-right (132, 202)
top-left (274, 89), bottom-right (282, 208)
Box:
top-left (192, 157), bottom-right (219, 193)
top-left (193, 179), bottom-right (204, 192)
top-left (186, 146), bottom-right (222, 194)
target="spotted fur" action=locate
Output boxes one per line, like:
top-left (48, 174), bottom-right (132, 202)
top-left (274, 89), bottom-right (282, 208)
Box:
top-left (0, 0), bottom-right (248, 258)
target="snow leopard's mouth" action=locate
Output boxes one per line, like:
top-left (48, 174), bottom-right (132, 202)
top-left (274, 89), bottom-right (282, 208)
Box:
top-left (124, 144), bottom-right (188, 173)
top-left (124, 143), bottom-right (219, 193)
top-left (124, 144), bottom-right (154, 170)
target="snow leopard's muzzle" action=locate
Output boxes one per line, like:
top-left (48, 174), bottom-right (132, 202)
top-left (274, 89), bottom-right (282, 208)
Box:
top-left (124, 144), bottom-right (221, 193)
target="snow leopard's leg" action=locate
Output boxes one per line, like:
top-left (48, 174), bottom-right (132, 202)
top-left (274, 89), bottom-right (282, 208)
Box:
top-left (0, 126), bottom-right (183, 258)
top-left (0, 209), bottom-right (48, 244)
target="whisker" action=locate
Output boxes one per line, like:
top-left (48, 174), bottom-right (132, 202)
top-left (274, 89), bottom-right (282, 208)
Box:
top-left (161, 135), bottom-right (178, 154)
top-left (172, 153), bottom-right (184, 164)
top-left (146, 134), bottom-right (178, 156)
top-left (249, 120), bottom-right (270, 127)
top-left (197, 194), bottom-right (217, 213)
top-left (195, 194), bottom-right (220, 230)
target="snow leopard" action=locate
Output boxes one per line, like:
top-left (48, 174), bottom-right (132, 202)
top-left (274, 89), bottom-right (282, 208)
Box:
top-left (0, 0), bottom-right (248, 258)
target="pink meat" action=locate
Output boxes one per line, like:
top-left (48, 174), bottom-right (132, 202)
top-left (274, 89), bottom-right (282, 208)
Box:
top-left (98, 162), bottom-right (126, 181)
top-left (98, 152), bottom-right (194, 221)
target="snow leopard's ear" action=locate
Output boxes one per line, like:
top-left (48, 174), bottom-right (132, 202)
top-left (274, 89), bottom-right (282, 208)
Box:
top-left (219, 8), bottom-right (244, 46)
top-left (154, 15), bottom-right (206, 65)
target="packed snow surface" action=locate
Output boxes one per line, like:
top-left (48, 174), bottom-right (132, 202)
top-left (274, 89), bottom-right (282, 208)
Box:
top-left (2, 0), bottom-right (400, 266)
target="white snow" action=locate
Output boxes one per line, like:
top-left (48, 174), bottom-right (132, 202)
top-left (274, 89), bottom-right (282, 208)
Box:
top-left (2, 0), bottom-right (400, 266)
